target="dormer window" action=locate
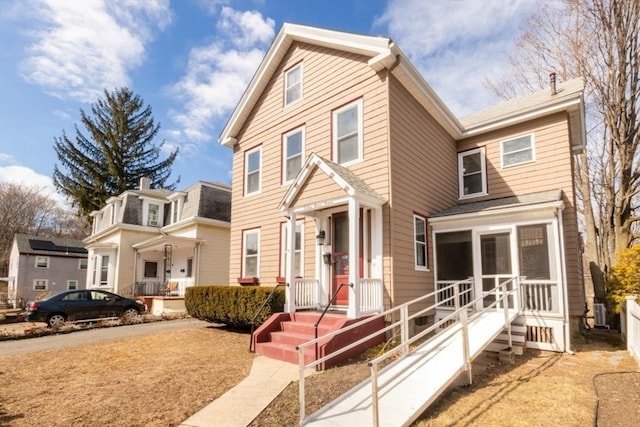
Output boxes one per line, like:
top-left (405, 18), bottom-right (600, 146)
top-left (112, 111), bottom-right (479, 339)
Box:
top-left (148, 204), bottom-right (159, 226)
top-left (91, 212), bottom-right (103, 234)
top-left (284, 63), bottom-right (303, 107)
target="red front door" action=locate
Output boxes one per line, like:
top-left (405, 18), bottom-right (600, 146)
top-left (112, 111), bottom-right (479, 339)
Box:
top-left (331, 212), bottom-right (364, 306)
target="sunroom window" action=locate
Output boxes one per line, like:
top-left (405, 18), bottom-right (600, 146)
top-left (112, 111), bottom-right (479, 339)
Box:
top-left (458, 147), bottom-right (487, 198)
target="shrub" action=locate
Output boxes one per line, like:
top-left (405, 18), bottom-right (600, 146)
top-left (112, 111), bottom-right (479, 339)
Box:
top-left (606, 245), bottom-right (640, 313)
top-left (185, 285), bottom-right (285, 329)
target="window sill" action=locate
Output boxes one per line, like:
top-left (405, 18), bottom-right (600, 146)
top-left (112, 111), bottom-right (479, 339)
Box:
top-left (237, 277), bottom-right (259, 286)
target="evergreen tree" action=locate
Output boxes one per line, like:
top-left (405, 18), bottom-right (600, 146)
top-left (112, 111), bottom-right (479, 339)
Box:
top-left (53, 87), bottom-right (179, 220)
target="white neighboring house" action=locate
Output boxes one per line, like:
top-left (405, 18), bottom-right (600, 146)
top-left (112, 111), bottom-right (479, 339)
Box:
top-left (6, 234), bottom-right (87, 308)
top-left (83, 178), bottom-right (231, 303)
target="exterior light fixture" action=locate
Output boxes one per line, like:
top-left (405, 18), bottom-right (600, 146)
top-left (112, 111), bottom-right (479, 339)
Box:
top-left (316, 230), bottom-right (326, 246)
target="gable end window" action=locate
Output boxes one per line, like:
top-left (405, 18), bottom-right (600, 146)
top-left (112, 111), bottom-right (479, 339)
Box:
top-left (333, 99), bottom-right (363, 165)
top-left (284, 63), bottom-right (303, 106)
top-left (283, 127), bottom-right (304, 183)
top-left (242, 228), bottom-right (260, 277)
top-left (35, 256), bottom-right (49, 268)
top-left (245, 146), bottom-right (262, 196)
top-left (413, 214), bottom-right (428, 270)
top-left (502, 134), bottom-right (535, 167)
top-left (458, 147), bottom-right (487, 199)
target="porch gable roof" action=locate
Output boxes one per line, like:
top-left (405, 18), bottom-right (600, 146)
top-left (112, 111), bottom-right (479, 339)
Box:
top-left (278, 153), bottom-right (386, 211)
top-left (132, 234), bottom-right (203, 253)
top-left (430, 189), bottom-right (563, 222)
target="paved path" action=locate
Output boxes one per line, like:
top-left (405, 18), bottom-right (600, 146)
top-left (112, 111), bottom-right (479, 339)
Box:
top-left (0, 318), bottom-right (209, 356)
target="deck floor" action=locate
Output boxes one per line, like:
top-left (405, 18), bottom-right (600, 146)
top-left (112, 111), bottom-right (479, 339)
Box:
top-left (304, 310), bottom-right (517, 426)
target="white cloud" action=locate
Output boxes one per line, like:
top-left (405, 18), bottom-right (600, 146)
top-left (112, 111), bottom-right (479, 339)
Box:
top-left (18, 0), bottom-right (171, 103)
top-left (167, 6), bottom-right (275, 145)
top-left (376, 0), bottom-right (539, 116)
top-left (0, 165), bottom-right (68, 207)
top-left (0, 153), bottom-right (16, 164)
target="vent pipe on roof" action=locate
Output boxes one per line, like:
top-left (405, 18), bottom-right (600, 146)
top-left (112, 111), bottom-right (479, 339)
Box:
top-left (139, 177), bottom-right (151, 190)
top-left (549, 72), bottom-right (557, 95)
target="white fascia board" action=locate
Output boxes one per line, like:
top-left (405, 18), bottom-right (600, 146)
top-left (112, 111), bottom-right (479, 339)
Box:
top-left (461, 97), bottom-right (582, 138)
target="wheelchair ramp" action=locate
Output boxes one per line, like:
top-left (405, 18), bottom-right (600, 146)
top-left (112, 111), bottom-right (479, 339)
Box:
top-left (304, 310), bottom-right (517, 426)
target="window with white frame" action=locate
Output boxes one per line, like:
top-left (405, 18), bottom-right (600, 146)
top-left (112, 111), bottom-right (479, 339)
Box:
top-left (284, 63), bottom-right (303, 106)
top-left (280, 221), bottom-right (304, 277)
top-left (502, 134), bottom-right (535, 167)
top-left (79, 259), bottom-right (88, 270)
top-left (245, 146), bottom-right (262, 196)
top-left (144, 261), bottom-right (158, 278)
top-left (148, 203), bottom-right (160, 226)
top-left (67, 280), bottom-right (78, 290)
top-left (33, 279), bottom-right (47, 291)
top-left (333, 99), bottom-right (363, 165)
top-left (458, 147), bottom-right (487, 198)
top-left (186, 258), bottom-right (193, 278)
top-left (283, 127), bottom-right (304, 183)
top-left (35, 256), bottom-right (49, 268)
top-left (413, 214), bottom-right (428, 270)
top-left (100, 255), bottom-right (109, 286)
top-left (242, 229), bottom-right (260, 277)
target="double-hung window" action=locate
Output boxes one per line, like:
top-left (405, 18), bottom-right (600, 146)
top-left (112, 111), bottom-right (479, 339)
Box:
top-left (502, 134), bottom-right (535, 167)
top-left (79, 259), bottom-right (88, 270)
top-left (284, 63), bottom-right (303, 106)
top-left (148, 204), bottom-right (159, 226)
top-left (333, 99), bottom-right (363, 165)
top-left (283, 127), bottom-right (304, 183)
top-left (413, 214), bottom-right (428, 270)
top-left (280, 221), bottom-right (304, 278)
top-left (458, 147), bottom-right (487, 198)
top-left (245, 146), bottom-right (262, 196)
top-left (35, 256), bottom-right (49, 268)
top-left (33, 279), bottom-right (47, 291)
top-left (242, 229), bottom-right (260, 278)
top-left (67, 280), bottom-right (78, 290)
top-left (100, 256), bottom-right (109, 286)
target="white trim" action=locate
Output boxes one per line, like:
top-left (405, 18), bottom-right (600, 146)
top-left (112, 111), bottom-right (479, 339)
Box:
top-left (333, 99), bottom-right (364, 166)
top-left (501, 133), bottom-right (536, 168)
top-left (280, 220), bottom-right (305, 277)
top-left (284, 62), bottom-right (303, 107)
top-left (413, 214), bottom-right (428, 271)
top-left (35, 256), bottom-right (49, 269)
top-left (67, 280), bottom-right (78, 290)
top-left (33, 279), bottom-right (48, 291)
top-left (242, 228), bottom-right (261, 278)
top-left (282, 126), bottom-right (305, 184)
top-left (458, 147), bottom-right (487, 199)
top-left (244, 146), bottom-right (262, 196)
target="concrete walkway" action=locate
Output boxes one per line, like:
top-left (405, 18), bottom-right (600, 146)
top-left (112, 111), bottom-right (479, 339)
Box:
top-left (180, 356), bottom-right (311, 427)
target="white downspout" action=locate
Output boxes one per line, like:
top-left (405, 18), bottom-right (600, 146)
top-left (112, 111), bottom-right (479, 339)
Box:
top-left (557, 208), bottom-right (574, 354)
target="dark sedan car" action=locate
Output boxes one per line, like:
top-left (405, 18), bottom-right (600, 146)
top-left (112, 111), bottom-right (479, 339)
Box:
top-left (26, 289), bottom-right (146, 327)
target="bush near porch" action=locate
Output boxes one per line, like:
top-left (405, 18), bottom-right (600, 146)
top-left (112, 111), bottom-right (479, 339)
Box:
top-left (185, 285), bottom-right (285, 329)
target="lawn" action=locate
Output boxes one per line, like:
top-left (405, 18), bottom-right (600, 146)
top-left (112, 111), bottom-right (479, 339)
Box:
top-left (0, 325), bottom-right (255, 427)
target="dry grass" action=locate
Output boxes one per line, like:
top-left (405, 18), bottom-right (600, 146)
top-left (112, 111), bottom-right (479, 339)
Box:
top-left (0, 325), bottom-right (255, 427)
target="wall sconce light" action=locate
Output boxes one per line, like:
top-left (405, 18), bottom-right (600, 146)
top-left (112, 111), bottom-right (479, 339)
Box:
top-left (316, 230), bottom-right (326, 246)
top-left (323, 253), bottom-right (332, 265)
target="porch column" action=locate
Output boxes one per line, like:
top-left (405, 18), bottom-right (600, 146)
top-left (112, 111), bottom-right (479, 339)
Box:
top-left (315, 217), bottom-right (327, 307)
top-left (347, 198), bottom-right (361, 319)
top-left (284, 211), bottom-right (297, 313)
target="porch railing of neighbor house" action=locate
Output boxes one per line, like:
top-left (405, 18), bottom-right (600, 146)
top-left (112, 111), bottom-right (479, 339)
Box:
top-left (296, 276), bottom-right (520, 425)
top-left (134, 278), bottom-right (194, 297)
top-left (294, 278), bottom-right (320, 309)
top-left (519, 279), bottom-right (559, 313)
top-left (621, 296), bottom-right (640, 364)
top-left (359, 278), bottom-right (384, 314)
top-left (436, 279), bottom-right (474, 308)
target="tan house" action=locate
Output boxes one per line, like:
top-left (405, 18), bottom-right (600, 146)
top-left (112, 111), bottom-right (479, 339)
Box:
top-left (220, 24), bottom-right (585, 361)
top-left (84, 179), bottom-right (231, 312)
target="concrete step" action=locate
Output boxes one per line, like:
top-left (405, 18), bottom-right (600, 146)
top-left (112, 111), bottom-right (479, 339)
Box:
top-left (255, 341), bottom-right (316, 365)
top-left (270, 331), bottom-right (315, 347)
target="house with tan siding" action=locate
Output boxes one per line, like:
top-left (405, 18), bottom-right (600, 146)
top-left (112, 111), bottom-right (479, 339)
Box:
top-left (220, 24), bottom-right (585, 362)
top-left (84, 179), bottom-right (230, 313)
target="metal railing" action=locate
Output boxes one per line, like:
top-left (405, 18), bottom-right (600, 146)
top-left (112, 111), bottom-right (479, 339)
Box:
top-left (296, 276), bottom-right (520, 425)
top-left (313, 282), bottom-right (351, 369)
top-left (249, 284), bottom-right (285, 353)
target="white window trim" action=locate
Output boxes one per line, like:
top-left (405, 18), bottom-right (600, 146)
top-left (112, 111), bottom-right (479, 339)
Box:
top-left (458, 147), bottom-right (488, 199)
top-left (413, 214), bottom-right (428, 271)
top-left (282, 126), bottom-right (305, 185)
top-left (67, 280), bottom-right (78, 290)
top-left (143, 261), bottom-right (158, 278)
top-left (33, 279), bottom-right (48, 291)
top-left (333, 99), bottom-right (364, 166)
top-left (242, 228), bottom-right (261, 278)
top-left (140, 198), bottom-right (165, 227)
top-left (35, 256), bottom-right (49, 269)
top-left (244, 146), bottom-right (262, 197)
top-left (284, 63), bottom-right (303, 107)
top-left (501, 133), bottom-right (536, 168)
top-left (280, 221), bottom-right (305, 277)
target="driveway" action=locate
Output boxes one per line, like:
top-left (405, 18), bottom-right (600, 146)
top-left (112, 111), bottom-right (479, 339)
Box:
top-left (0, 318), bottom-right (210, 356)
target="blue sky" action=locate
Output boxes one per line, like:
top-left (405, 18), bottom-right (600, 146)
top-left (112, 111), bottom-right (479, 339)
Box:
top-left (0, 0), bottom-right (539, 207)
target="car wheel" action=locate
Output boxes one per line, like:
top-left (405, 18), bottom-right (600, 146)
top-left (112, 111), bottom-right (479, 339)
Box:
top-left (121, 307), bottom-right (140, 321)
top-left (47, 313), bottom-right (66, 328)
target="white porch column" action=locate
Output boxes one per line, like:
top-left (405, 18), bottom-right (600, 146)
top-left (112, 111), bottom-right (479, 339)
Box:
top-left (347, 198), bottom-right (361, 319)
top-left (284, 212), bottom-right (297, 313)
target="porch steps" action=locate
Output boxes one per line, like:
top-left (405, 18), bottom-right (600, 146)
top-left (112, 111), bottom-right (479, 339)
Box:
top-left (486, 322), bottom-right (526, 355)
top-left (253, 311), bottom-right (385, 369)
